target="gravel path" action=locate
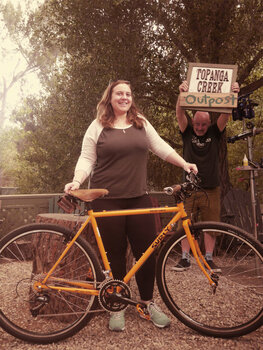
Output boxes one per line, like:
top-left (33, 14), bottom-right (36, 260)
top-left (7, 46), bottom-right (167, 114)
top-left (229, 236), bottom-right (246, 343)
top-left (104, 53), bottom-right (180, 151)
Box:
top-left (1, 250), bottom-right (262, 350)
top-left (1, 299), bottom-right (262, 350)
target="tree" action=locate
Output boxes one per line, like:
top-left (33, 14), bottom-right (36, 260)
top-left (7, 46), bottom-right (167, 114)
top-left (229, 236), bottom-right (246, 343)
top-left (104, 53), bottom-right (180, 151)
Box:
top-left (142, 0), bottom-right (263, 196)
top-left (7, 0), bottom-right (263, 193)
top-left (0, 2), bottom-right (43, 128)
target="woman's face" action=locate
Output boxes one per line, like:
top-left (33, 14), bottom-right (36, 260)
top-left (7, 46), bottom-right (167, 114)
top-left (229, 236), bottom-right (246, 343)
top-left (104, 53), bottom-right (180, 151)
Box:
top-left (110, 83), bottom-right (132, 116)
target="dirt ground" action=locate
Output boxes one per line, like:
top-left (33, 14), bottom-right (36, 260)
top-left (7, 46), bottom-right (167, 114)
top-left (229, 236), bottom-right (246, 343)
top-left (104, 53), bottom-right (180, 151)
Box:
top-left (1, 299), bottom-right (262, 350)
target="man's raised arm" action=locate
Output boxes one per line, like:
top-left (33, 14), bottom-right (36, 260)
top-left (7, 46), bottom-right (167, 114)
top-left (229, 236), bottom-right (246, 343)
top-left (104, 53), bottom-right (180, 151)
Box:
top-left (176, 80), bottom-right (189, 133)
top-left (217, 82), bottom-right (240, 132)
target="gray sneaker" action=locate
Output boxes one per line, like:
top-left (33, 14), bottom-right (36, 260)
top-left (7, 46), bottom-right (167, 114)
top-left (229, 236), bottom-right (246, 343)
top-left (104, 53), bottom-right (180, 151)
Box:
top-left (147, 302), bottom-right (171, 328)
top-left (109, 310), bottom-right (125, 331)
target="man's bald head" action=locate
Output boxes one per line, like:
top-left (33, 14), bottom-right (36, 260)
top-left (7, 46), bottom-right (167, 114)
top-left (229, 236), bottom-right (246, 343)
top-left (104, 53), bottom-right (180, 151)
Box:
top-left (193, 111), bottom-right (211, 136)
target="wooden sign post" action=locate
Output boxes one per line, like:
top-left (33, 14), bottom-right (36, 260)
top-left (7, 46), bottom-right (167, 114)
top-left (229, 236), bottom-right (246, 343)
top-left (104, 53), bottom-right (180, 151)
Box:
top-left (180, 63), bottom-right (238, 113)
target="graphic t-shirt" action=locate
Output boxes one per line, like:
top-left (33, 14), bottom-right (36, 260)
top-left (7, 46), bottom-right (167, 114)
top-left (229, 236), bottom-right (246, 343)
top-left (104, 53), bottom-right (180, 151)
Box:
top-left (182, 124), bottom-right (222, 188)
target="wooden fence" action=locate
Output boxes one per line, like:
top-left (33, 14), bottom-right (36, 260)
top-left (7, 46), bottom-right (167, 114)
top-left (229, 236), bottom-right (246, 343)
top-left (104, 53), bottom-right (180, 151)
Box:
top-left (0, 193), bottom-right (62, 238)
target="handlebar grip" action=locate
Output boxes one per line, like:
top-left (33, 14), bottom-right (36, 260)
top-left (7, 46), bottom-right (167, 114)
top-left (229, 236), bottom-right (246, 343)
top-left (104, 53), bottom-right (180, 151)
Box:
top-left (254, 127), bottom-right (263, 135)
top-left (164, 185), bottom-right (181, 195)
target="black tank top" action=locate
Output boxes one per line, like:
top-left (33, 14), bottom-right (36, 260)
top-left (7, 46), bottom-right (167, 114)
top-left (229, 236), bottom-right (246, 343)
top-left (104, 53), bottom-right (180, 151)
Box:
top-left (90, 126), bottom-right (148, 198)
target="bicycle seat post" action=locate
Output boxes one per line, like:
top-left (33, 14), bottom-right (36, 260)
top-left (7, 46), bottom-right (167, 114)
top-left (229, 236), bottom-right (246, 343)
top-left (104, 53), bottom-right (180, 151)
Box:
top-left (86, 201), bottom-right (93, 211)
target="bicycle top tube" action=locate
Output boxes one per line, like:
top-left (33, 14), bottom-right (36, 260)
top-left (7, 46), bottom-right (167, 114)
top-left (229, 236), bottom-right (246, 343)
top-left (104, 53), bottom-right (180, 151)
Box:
top-left (91, 206), bottom-right (182, 217)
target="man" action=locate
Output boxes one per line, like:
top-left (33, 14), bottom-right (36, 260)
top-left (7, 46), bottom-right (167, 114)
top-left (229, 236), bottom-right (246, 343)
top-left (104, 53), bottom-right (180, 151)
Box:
top-left (173, 80), bottom-right (240, 272)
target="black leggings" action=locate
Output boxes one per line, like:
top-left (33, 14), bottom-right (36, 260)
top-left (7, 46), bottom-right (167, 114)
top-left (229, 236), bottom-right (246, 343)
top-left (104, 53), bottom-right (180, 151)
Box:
top-left (92, 194), bottom-right (157, 301)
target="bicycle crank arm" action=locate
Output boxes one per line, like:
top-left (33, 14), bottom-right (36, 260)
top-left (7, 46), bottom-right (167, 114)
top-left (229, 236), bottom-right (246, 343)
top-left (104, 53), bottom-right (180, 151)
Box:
top-left (113, 293), bottom-right (146, 308)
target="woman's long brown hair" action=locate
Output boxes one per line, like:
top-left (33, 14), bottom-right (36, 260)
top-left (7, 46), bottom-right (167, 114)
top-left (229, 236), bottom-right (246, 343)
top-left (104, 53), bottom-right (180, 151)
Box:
top-left (96, 80), bottom-right (145, 128)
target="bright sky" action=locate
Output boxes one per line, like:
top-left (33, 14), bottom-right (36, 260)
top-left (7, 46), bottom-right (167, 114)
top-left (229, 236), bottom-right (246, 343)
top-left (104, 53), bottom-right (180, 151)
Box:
top-left (0, 0), bottom-right (44, 125)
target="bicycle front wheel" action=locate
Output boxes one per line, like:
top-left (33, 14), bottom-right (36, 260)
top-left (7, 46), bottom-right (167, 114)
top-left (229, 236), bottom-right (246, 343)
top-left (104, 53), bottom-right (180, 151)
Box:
top-left (0, 223), bottom-right (104, 344)
top-left (156, 222), bottom-right (263, 338)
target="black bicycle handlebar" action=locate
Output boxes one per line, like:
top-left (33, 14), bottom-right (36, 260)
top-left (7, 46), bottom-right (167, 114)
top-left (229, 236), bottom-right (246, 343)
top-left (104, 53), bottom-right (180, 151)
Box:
top-left (227, 127), bottom-right (263, 143)
top-left (163, 172), bottom-right (201, 199)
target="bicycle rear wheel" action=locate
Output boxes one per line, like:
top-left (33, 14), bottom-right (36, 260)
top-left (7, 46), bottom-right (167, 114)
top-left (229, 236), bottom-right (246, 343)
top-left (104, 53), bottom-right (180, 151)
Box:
top-left (0, 223), bottom-right (104, 344)
top-left (156, 221), bottom-right (263, 338)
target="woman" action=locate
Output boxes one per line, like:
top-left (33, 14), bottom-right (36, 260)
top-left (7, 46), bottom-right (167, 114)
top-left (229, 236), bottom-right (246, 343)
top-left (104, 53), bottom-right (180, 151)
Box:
top-left (65, 80), bottom-right (197, 331)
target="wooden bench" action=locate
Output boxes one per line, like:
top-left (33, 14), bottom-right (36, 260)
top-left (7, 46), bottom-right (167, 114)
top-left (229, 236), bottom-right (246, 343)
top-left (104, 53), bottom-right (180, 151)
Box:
top-left (222, 188), bottom-right (263, 242)
top-left (36, 213), bottom-right (134, 271)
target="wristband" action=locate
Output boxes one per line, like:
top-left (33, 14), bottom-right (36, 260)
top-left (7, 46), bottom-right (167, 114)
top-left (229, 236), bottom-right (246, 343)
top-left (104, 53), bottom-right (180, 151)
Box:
top-left (73, 180), bottom-right (81, 185)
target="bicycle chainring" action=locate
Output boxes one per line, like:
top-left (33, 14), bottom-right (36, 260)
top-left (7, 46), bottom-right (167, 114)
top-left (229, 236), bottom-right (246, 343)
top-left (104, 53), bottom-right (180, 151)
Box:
top-left (98, 279), bottom-right (131, 312)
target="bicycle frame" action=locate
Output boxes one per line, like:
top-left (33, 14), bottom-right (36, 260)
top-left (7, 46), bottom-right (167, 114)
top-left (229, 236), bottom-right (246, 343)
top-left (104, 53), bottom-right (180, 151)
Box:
top-left (38, 201), bottom-right (216, 296)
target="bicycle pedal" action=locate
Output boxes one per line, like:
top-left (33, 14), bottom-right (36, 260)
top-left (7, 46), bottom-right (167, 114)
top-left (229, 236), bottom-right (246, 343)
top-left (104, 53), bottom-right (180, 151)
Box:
top-left (136, 304), bottom-right (150, 320)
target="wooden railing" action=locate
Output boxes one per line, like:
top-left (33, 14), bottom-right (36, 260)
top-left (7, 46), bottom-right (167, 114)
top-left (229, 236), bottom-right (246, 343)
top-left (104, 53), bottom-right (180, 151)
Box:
top-left (1, 190), bottom-right (262, 242)
top-left (0, 192), bottom-right (175, 239)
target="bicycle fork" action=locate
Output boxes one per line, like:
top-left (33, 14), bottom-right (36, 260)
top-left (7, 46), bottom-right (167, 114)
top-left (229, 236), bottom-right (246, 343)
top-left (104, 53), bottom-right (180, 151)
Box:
top-left (182, 219), bottom-right (219, 293)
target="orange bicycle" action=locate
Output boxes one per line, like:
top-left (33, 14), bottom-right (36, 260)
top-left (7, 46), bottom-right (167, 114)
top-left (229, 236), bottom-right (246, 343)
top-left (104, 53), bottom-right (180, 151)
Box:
top-left (0, 173), bottom-right (262, 343)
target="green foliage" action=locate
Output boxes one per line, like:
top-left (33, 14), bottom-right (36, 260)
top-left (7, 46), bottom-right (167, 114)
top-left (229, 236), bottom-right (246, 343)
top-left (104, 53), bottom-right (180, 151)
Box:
top-left (2, 0), bottom-right (263, 193)
top-left (0, 127), bottom-right (19, 187)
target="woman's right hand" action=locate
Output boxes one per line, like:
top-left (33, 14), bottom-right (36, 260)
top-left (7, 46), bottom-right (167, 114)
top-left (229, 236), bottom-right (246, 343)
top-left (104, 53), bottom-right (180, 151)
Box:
top-left (64, 181), bottom-right (80, 194)
top-left (183, 162), bottom-right (198, 174)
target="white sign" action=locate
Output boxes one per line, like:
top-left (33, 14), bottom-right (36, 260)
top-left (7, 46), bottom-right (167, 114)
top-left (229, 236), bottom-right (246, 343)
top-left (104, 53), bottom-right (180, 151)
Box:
top-left (188, 67), bottom-right (233, 94)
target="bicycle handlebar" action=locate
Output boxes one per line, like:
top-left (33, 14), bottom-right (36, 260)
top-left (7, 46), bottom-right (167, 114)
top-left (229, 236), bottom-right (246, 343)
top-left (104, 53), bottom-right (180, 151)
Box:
top-left (227, 127), bottom-right (263, 143)
top-left (163, 172), bottom-right (201, 200)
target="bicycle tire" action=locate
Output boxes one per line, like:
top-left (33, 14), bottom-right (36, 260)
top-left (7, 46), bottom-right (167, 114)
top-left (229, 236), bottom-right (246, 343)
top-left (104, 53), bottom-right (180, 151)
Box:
top-left (0, 223), bottom-right (104, 344)
top-left (156, 221), bottom-right (263, 338)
